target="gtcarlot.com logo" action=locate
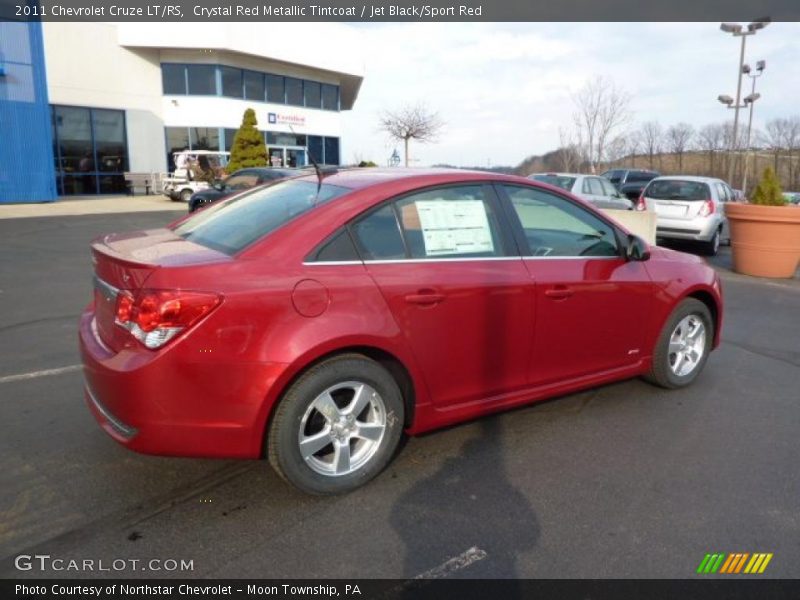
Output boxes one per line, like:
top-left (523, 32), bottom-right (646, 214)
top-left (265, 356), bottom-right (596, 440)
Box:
top-left (697, 552), bottom-right (773, 574)
top-left (14, 554), bottom-right (194, 572)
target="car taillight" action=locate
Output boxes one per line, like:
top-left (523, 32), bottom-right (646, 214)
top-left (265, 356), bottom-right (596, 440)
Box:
top-left (699, 200), bottom-right (715, 217)
top-left (115, 289), bottom-right (221, 349)
top-left (635, 195), bottom-right (647, 211)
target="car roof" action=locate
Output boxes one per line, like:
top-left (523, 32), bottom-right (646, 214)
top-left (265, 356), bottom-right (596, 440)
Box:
top-left (289, 167), bottom-right (532, 191)
top-left (530, 172), bottom-right (584, 178)
top-left (650, 175), bottom-right (723, 183)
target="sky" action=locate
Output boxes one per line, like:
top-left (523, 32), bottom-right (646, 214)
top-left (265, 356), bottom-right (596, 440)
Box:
top-left (339, 22), bottom-right (800, 168)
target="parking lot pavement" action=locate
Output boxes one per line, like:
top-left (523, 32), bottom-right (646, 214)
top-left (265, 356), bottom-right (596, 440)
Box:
top-left (0, 213), bottom-right (798, 579)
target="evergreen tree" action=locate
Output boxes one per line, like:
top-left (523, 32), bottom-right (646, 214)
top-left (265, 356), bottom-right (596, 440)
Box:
top-left (227, 108), bottom-right (268, 172)
top-left (751, 166), bottom-right (785, 206)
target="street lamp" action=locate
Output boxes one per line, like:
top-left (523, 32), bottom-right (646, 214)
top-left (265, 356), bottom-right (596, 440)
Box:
top-left (717, 18), bottom-right (770, 186)
top-left (741, 60), bottom-right (766, 196)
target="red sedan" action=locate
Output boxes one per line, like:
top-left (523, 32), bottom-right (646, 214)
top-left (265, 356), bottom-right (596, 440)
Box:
top-left (80, 169), bottom-right (723, 494)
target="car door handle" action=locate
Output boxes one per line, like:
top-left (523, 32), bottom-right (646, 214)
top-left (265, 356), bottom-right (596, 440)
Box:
top-left (544, 286), bottom-right (574, 300)
top-left (404, 291), bottom-right (445, 305)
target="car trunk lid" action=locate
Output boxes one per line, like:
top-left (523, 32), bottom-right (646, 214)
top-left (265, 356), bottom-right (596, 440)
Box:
top-left (90, 228), bottom-right (228, 352)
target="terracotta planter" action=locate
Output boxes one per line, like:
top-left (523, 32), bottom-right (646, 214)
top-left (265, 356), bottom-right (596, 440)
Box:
top-left (726, 203), bottom-right (800, 278)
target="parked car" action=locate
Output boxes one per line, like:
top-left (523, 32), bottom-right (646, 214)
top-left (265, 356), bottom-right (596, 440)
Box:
top-left (602, 168), bottom-right (660, 201)
top-left (732, 189), bottom-right (745, 202)
top-left (529, 172), bottom-right (633, 210)
top-left (637, 175), bottom-right (734, 256)
top-left (80, 169), bottom-right (722, 495)
top-left (188, 167), bottom-right (299, 212)
top-left (782, 191), bottom-right (800, 205)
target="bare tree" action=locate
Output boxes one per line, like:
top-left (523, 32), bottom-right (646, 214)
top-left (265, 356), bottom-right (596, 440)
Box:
top-left (554, 127), bottom-right (581, 172)
top-left (638, 121), bottom-right (663, 170)
top-left (666, 123), bottom-right (695, 171)
top-left (572, 76), bottom-right (632, 173)
top-left (378, 103), bottom-right (444, 167)
top-left (697, 123), bottom-right (726, 178)
top-left (605, 133), bottom-right (634, 167)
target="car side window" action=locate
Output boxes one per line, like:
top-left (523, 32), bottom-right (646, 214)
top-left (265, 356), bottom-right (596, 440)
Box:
top-left (351, 204), bottom-right (406, 260)
top-left (599, 178), bottom-right (617, 196)
top-left (308, 228), bottom-right (360, 262)
top-left (502, 185), bottom-right (620, 258)
top-left (225, 173), bottom-right (259, 189)
top-left (393, 185), bottom-right (507, 259)
top-left (588, 178), bottom-right (605, 196)
top-left (581, 178), bottom-right (592, 194)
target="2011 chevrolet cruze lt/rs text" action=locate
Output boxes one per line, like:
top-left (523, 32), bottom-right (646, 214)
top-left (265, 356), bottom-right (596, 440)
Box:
top-left (80, 169), bottom-right (723, 494)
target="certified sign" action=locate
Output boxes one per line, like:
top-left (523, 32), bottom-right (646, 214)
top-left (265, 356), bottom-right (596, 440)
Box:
top-left (268, 112), bottom-right (306, 126)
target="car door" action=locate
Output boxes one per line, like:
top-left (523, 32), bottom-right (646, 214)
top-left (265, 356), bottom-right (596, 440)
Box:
top-left (497, 183), bottom-right (654, 386)
top-left (351, 184), bottom-right (533, 407)
top-left (600, 177), bottom-right (632, 210)
top-left (582, 177), bottom-right (615, 209)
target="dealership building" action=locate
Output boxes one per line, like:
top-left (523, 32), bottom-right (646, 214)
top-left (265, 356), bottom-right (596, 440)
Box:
top-left (0, 22), bottom-right (364, 202)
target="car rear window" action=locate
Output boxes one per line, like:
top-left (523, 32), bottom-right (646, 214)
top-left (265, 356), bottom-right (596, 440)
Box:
top-left (645, 180), bottom-right (711, 201)
top-left (531, 175), bottom-right (576, 191)
top-left (173, 180), bottom-right (348, 254)
top-left (601, 170), bottom-right (623, 184)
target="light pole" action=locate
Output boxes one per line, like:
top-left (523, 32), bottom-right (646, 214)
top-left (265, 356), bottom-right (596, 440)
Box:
top-left (741, 60), bottom-right (765, 196)
top-left (718, 19), bottom-right (770, 186)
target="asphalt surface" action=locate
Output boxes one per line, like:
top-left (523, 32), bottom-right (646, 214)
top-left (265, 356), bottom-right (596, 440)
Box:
top-left (0, 213), bottom-right (798, 579)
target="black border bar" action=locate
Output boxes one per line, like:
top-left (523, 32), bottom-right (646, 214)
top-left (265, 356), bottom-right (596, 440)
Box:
top-left (2, 0), bottom-right (800, 22)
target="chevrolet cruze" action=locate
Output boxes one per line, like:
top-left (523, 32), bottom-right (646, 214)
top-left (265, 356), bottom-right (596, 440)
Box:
top-left (80, 169), bottom-right (723, 494)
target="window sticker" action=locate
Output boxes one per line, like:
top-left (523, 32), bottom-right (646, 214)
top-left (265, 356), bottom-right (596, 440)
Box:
top-left (415, 200), bottom-right (495, 256)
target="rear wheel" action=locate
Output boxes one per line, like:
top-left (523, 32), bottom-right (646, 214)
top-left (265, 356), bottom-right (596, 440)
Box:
top-left (644, 298), bottom-right (713, 389)
top-left (701, 228), bottom-right (721, 256)
top-left (179, 188), bottom-right (192, 203)
top-left (268, 354), bottom-right (404, 495)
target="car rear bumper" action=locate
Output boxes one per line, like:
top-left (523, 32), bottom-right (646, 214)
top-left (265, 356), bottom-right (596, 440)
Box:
top-left (79, 309), bottom-right (289, 459)
top-left (655, 216), bottom-right (720, 242)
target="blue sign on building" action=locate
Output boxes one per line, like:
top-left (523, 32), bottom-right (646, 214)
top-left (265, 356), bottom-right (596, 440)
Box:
top-left (0, 21), bottom-right (57, 203)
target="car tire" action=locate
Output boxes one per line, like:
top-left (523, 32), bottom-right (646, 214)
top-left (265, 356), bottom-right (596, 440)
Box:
top-left (701, 228), bottom-right (721, 256)
top-left (179, 189), bottom-right (192, 203)
top-left (267, 353), bottom-right (404, 495)
top-left (644, 298), bottom-right (714, 389)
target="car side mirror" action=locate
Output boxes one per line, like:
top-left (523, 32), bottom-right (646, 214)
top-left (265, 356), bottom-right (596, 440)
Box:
top-left (626, 234), bottom-right (651, 261)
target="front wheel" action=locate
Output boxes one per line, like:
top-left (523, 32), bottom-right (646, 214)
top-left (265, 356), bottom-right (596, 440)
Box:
top-left (644, 298), bottom-right (714, 389)
top-left (179, 188), bottom-right (192, 203)
top-left (267, 354), bottom-right (404, 495)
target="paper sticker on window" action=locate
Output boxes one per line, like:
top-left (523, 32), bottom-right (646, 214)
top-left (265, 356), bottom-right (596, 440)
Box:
top-left (415, 200), bottom-right (495, 256)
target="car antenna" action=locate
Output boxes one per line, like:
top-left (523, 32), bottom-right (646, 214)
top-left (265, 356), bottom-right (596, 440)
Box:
top-left (287, 124), bottom-right (323, 196)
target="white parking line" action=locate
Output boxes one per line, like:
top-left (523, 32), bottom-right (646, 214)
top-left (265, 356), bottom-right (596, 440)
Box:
top-left (0, 364), bottom-right (82, 384)
top-left (413, 546), bottom-right (488, 579)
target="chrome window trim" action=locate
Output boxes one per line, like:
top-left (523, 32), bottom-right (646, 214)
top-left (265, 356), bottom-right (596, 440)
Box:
top-left (303, 255), bottom-right (622, 266)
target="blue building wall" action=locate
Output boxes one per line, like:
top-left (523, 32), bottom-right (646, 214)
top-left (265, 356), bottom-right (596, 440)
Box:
top-left (0, 21), bottom-right (57, 203)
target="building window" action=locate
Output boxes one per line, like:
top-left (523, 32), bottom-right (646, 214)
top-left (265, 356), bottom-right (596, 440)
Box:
top-left (285, 77), bottom-right (303, 106)
top-left (52, 105), bottom-right (128, 195)
top-left (224, 128), bottom-right (238, 152)
top-left (187, 64), bottom-right (217, 95)
top-left (266, 74), bottom-right (285, 103)
top-left (324, 137), bottom-right (340, 165)
top-left (190, 127), bottom-right (220, 151)
top-left (220, 66), bottom-right (243, 98)
top-left (308, 135), bottom-right (323, 164)
top-left (162, 64), bottom-right (186, 95)
top-left (304, 81), bottom-right (321, 109)
top-left (322, 84), bottom-right (339, 111)
top-left (160, 64), bottom-right (340, 111)
top-left (244, 70), bottom-right (265, 101)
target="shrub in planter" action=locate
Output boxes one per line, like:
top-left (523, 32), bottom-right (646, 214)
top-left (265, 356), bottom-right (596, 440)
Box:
top-left (726, 167), bottom-right (800, 278)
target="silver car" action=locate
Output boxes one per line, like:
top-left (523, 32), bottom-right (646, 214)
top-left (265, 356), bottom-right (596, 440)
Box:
top-left (638, 175), bottom-right (732, 256)
top-left (529, 173), bottom-right (633, 210)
